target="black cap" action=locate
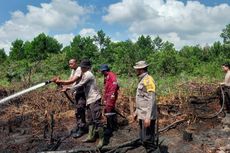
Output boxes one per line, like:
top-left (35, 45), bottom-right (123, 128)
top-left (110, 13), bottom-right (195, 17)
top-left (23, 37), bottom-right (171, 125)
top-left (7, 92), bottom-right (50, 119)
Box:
top-left (100, 64), bottom-right (110, 71)
top-left (80, 59), bottom-right (91, 68)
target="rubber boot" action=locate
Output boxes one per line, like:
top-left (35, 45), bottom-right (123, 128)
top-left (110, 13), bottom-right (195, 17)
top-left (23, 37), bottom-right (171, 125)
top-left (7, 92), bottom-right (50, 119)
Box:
top-left (96, 127), bottom-right (105, 149)
top-left (82, 125), bottom-right (96, 142)
top-left (112, 114), bottom-right (118, 131)
top-left (105, 116), bottom-right (113, 136)
top-left (70, 126), bottom-right (79, 134)
top-left (72, 127), bottom-right (86, 138)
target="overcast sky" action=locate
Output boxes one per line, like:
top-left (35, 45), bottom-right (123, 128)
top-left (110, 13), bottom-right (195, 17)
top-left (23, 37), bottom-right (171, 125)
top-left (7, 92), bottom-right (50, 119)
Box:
top-left (0, 0), bottom-right (230, 54)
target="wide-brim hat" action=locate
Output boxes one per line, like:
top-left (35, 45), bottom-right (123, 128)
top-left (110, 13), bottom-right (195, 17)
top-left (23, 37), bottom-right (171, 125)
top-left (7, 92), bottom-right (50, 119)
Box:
top-left (133, 60), bottom-right (149, 69)
top-left (100, 64), bottom-right (110, 71)
top-left (80, 59), bottom-right (91, 68)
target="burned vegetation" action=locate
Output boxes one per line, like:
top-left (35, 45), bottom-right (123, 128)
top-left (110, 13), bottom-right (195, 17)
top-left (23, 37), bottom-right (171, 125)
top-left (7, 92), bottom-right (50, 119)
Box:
top-left (0, 82), bottom-right (229, 153)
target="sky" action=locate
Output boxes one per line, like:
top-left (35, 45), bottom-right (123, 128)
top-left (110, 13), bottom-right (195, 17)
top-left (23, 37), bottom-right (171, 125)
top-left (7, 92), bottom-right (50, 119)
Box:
top-left (0, 0), bottom-right (230, 54)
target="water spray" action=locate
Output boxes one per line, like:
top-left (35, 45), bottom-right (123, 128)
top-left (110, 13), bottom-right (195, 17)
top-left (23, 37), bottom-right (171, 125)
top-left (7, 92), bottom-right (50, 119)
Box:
top-left (0, 80), bottom-right (52, 105)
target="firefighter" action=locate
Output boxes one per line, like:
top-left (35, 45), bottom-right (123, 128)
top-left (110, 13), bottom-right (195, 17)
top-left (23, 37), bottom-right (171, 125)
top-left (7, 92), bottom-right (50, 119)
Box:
top-left (133, 60), bottom-right (157, 153)
top-left (53, 59), bottom-right (87, 138)
top-left (100, 64), bottom-right (119, 135)
top-left (64, 59), bottom-right (105, 148)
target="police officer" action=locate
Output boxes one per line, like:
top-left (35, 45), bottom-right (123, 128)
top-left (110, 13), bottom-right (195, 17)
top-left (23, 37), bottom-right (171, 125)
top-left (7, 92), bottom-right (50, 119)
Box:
top-left (133, 61), bottom-right (157, 153)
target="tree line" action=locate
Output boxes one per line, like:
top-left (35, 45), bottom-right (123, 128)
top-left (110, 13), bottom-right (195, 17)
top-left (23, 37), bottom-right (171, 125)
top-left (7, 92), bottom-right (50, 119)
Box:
top-left (0, 24), bottom-right (230, 85)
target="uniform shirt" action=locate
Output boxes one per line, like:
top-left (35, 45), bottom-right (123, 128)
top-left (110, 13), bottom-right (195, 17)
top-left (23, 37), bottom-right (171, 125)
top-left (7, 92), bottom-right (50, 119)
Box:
top-left (70, 67), bottom-right (82, 86)
top-left (70, 70), bottom-right (101, 105)
top-left (135, 72), bottom-right (157, 120)
top-left (70, 67), bottom-right (84, 94)
top-left (104, 71), bottom-right (119, 107)
top-left (224, 71), bottom-right (230, 86)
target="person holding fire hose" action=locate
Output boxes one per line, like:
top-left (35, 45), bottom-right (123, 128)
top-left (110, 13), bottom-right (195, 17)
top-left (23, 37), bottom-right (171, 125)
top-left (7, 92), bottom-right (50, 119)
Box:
top-left (99, 64), bottom-right (119, 136)
top-left (53, 59), bottom-right (87, 138)
top-left (219, 63), bottom-right (230, 114)
top-left (63, 59), bottom-right (105, 148)
top-left (133, 60), bottom-right (158, 153)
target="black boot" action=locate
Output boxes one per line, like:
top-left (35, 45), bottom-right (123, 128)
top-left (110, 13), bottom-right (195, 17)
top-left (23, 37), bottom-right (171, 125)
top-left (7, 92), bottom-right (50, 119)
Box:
top-left (72, 127), bottom-right (87, 138)
top-left (70, 126), bottom-right (79, 134)
top-left (105, 115), bottom-right (117, 135)
top-left (112, 114), bottom-right (118, 131)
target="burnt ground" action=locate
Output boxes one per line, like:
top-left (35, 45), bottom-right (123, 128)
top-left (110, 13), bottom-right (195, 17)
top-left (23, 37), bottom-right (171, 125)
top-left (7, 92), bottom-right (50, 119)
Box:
top-left (0, 84), bottom-right (230, 153)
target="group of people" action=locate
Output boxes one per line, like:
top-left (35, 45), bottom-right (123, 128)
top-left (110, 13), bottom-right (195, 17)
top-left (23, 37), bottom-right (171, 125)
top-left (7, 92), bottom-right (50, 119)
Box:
top-left (51, 59), bottom-right (157, 152)
top-left (52, 59), bottom-right (120, 148)
top-left (51, 58), bottom-right (230, 152)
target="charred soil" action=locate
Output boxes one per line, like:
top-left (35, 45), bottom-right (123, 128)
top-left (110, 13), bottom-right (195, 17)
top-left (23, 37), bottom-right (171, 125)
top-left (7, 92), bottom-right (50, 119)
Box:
top-left (0, 83), bottom-right (229, 153)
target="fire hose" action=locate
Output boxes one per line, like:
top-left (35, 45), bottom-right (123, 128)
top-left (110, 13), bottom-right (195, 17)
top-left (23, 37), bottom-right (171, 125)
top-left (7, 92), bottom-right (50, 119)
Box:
top-left (0, 80), bottom-right (53, 104)
top-left (63, 91), bottom-right (75, 105)
top-left (194, 85), bottom-right (225, 119)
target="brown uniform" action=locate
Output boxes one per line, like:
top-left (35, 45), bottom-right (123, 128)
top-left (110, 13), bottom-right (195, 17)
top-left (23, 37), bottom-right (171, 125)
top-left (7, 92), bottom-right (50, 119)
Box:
top-left (135, 73), bottom-right (157, 120)
top-left (71, 70), bottom-right (102, 127)
top-left (135, 72), bottom-right (157, 152)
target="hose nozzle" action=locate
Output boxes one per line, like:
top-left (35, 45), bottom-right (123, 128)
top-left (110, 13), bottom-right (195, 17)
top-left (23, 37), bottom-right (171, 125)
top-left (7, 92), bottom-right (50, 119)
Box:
top-left (45, 80), bottom-right (52, 85)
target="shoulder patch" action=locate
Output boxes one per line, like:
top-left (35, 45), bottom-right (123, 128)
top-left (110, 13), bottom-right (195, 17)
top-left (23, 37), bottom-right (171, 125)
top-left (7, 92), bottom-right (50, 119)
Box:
top-left (143, 75), bottom-right (155, 92)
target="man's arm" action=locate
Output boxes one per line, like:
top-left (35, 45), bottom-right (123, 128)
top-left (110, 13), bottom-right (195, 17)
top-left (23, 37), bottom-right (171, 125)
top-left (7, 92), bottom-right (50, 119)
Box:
top-left (56, 75), bottom-right (80, 85)
top-left (56, 68), bottom-right (82, 85)
top-left (145, 92), bottom-right (156, 119)
top-left (143, 76), bottom-right (156, 127)
top-left (68, 72), bottom-right (91, 91)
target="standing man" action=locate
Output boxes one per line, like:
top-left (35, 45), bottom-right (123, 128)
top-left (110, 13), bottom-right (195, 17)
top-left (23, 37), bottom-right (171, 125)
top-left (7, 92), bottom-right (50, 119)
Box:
top-left (100, 64), bottom-right (119, 135)
top-left (54, 59), bottom-right (87, 138)
top-left (133, 61), bottom-right (157, 153)
top-left (65, 59), bottom-right (105, 148)
top-left (220, 63), bottom-right (230, 113)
